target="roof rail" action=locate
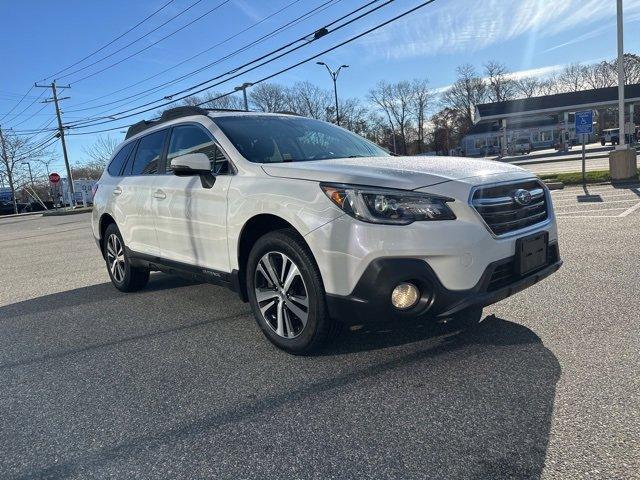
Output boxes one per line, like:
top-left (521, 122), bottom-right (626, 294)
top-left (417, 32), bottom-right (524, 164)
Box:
top-left (125, 106), bottom-right (209, 139)
top-left (124, 106), bottom-right (256, 139)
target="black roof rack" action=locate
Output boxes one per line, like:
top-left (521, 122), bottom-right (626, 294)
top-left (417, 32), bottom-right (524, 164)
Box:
top-left (124, 106), bottom-right (247, 139)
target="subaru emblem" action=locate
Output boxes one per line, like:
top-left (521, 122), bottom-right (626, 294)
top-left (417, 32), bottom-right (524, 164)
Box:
top-left (513, 188), bottom-right (533, 206)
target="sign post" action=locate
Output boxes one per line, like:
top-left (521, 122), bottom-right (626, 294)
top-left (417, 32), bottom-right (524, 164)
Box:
top-left (575, 110), bottom-right (593, 187)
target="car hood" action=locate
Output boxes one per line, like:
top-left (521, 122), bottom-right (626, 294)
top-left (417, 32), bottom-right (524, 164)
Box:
top-left (260, 156), bottom-right (532, 190)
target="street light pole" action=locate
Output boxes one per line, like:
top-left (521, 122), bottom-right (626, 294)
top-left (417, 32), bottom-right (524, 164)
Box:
top-left (616, 0), bottom-right (626, 148)
top-left (234, 82), bottom-right (253, 111)
top-left (316, 62), bottom-right (348, 126)
top-left (22, 161), bottom-right (34, 186)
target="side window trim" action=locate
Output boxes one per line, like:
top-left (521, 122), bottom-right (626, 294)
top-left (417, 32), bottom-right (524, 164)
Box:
top-left (127, 128), bottom-right (169, 177)
top-left (166, 121), bottom-right (236, 175)
top-left (123, 139), bottom-right (140, 176)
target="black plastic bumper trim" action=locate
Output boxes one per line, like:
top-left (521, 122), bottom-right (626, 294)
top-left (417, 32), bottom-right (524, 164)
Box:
top-left (325, 243), bottom-right (561, 325)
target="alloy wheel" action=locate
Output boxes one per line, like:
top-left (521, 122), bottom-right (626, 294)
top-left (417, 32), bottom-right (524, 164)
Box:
top-left (106, 233), bottom-right (125, 283)
top-left (254, 251), bottom-right (309, 339)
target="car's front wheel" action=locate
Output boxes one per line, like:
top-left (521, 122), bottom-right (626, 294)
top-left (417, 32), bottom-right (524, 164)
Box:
top-left (246, 230), bottom-right (335, 354)
top-left (103, 223), bottom-right (149, 292)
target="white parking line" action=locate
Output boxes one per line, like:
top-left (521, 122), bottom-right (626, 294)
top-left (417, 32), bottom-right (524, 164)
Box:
top-left (619, 201), bottom-right (640, 217)
top-left (552, 192), bottom-right (640, 203)
top-left (556, 206), bottom-right (628, 215)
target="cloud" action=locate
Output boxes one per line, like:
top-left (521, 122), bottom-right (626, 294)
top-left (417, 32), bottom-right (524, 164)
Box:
top-left (431, 63), bottom-right (566, 95)
top-left (358, 0), bottom-right (640, 60)
top-left (233, 0), bottom-right (262, 22)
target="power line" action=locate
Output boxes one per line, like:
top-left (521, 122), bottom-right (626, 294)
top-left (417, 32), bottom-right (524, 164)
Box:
top-left (63, 0), bottom-right (341, 120)
top-left (8, 104), bottom-right (49, 129)
top-left (67, 0), bottom-right (389, 129)
top-left (63, 0), bottom-right (313, 112)
top-left (2, 90), bottom-right (47, 127)
top-left (68, 0), bottom-right (437, 135)
top-left (58, 0), bottom-right (213, 83)
top-left (0, 85), bottom-right (35, 123)
top-left (42, 0), bottom-right (177, 81)
top-left (69, 0), bottom-right (232, 85)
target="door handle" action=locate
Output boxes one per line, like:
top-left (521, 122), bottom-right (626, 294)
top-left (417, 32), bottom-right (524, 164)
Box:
top-left (153, 189), bottom-right (166, 200)
top-left (112, 187), bottom-right (122, 195)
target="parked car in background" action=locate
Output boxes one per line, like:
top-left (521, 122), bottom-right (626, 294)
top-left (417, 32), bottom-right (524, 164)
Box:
top-left (92, 107), bottom-right (561, 354)
top-left (511, 137), bottom-right (532, 155)
top-left (601, 128), bottom-right (620, 146)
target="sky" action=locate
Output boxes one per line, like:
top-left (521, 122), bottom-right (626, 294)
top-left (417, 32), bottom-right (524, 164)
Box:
top-left (1, 0), bottom-right (639, 174)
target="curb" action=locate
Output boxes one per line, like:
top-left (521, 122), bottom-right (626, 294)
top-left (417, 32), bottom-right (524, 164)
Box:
top-left (542, 181), bottom-right (565, 190)
top-left (42, 207), bottom-right (93, 217)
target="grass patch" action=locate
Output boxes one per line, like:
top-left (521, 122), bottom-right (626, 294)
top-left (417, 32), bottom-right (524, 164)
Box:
top-left (539, 169), bottom-right (640, 185)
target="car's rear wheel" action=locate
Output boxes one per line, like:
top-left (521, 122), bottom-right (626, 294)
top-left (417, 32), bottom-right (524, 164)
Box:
top-left (103, 223), bottom-right (149, 292)
top-left (246, 230), bottom-right (335, 354)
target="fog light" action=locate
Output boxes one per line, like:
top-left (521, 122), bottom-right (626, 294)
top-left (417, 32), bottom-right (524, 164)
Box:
top-left (391, 283), bottom-right (420, 310)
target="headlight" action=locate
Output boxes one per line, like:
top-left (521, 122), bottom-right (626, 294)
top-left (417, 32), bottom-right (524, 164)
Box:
top-left (320, 183), bottom-right (455, 225)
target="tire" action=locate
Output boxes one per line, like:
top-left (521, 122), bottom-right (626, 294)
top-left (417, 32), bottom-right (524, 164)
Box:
top-left (601, 139), bottom-right (606, 146)
top-left (103, 223), bottom-right (149, 292)
top-left (246, 229), bottom-right (335, 354)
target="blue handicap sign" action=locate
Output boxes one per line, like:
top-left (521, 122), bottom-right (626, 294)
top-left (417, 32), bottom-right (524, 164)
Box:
top-left (575, 110), bottom-right (593, 135)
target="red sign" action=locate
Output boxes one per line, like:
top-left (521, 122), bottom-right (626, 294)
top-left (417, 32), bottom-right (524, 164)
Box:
top-left (49, 172), bottom-right (61, 184)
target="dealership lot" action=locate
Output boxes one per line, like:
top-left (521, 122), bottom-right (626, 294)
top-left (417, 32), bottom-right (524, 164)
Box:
top-left (0, 210), bottom-right (638, 479)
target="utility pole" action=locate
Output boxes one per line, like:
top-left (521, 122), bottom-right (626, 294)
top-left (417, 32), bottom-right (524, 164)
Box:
top-left (234, 82), bottom-right (253, 111)
top-left (36, 81), bottom-right (74, 203)
top-left (316, 62), bottom-right (348, 126)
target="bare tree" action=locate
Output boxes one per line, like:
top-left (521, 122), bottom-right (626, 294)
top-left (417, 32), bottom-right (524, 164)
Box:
top-left (181, 91), bottom-right (244, 110)
top-left (484, 61), bottom-right (515, 102)
top-left (368, 81), bottom-right (414, 154)
top-left (441, 64), bottom-right (487, 132)
top-left (72, 161), bottom-right (105, 180)
top-left (536, 75), bottom-right (562, 96)
top-left (249, 83), bottom-right (289, 112)
top-left (0, 132), bottom-right (50, 213)
top-left (288, 82), bottom-right (331, 119)
top-left (409, 79), bottom-right (432, 152)
top-left (556, 63), bottom-right (587, 92)
top-left (82, 135), bottom-right (119, 166)
top-left (582, 61), bottom-right (616, 90)
top-left (513, 77), bottom-right (541, 98)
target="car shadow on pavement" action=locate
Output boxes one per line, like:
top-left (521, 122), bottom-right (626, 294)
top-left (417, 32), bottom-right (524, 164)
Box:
top-left (0, 272), bottom-right (561, 479)
top-left (0, 274), bottom-right (200, 321)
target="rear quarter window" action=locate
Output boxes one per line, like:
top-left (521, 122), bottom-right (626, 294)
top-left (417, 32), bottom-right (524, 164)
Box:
top-left (107, 142), bottom-right (135, 176)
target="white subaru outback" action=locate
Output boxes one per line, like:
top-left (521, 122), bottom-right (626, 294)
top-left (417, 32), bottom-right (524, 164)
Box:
top-left (92, 106), bottom-right (561, 354)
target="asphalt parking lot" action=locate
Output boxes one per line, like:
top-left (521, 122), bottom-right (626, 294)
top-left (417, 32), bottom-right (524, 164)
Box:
top-left (1, 200), bottom-right (638, 479)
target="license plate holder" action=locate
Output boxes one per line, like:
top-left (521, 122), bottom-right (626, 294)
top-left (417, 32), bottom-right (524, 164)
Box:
top-left (515, 232), bottom-right (548, 276)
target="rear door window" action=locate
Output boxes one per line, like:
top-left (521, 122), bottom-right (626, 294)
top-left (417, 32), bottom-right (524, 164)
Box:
top-left (130, 130), bottom-right (167, 175)
top-left (107, 142), bottom-right (135, 176)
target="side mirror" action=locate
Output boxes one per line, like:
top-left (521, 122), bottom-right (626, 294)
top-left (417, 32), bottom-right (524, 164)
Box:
top-left (170, 153), bottom-right (211, 176)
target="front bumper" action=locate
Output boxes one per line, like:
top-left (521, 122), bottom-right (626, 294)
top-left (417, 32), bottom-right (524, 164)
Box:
top-left (325, 243), bottom-right (561, 325)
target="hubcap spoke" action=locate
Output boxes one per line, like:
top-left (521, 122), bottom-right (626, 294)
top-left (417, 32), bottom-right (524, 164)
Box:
top-left (283, 308), bottom-right (295, 338)
top-left (259, 256), bottom-right (280, 288)
top-left (289, 294), bottom-right (308, 309)
top-left (282, 264), bottom-right (300, 294)
top-left (276, 300), bottom-right (285, 337)
top-left (256, 288), bottom-right (279, 303)
top-left (284, 299), bottom-right (308, 326)
top-left (259, 299), bottom-right (277, 317)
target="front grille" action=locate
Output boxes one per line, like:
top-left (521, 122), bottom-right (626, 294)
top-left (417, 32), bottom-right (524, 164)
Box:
top-left (471, 180), bottom-right (548, 236)
top-left (486, 243), bottom-right (559, 292)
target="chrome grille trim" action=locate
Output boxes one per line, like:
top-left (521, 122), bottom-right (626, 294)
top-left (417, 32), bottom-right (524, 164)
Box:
top-left (469, 179), bottom-right (550, 237)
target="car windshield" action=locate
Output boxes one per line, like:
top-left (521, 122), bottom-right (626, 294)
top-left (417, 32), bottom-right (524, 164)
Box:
top-left (213, 115), bottom-right (389, 163)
